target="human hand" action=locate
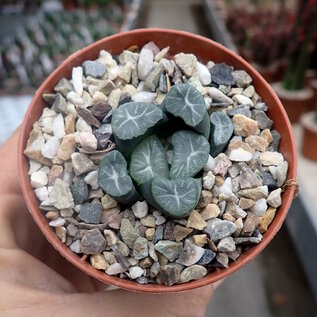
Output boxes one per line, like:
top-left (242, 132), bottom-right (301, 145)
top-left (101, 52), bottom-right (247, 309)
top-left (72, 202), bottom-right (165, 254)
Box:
top-left (0, 129), bottom-right (215, 317)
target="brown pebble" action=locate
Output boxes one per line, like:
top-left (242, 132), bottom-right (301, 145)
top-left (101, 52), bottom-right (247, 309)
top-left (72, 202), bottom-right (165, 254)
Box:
top-left (65, 114), bottom-right (76, 134)
top-left (173, 225), bottom-right (193, 242)
top-left (45, 210), bottom-right (60, 220)
top-left (258, 207), bottom-right (276, 233)
top-left (187, 210), bottom-right (207, 230)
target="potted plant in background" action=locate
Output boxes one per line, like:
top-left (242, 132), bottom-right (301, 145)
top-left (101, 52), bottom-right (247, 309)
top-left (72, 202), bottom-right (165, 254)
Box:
top-left (273, 0), bottom-right (317, 123)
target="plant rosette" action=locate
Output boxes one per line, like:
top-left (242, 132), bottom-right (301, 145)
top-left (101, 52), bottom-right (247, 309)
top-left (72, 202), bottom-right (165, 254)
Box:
top-left (272, 82), bottom-right (315, 123)
top-left (19, 29), bottom-right (297, 292)
top-left (300, 111), bottom-right (317, 161)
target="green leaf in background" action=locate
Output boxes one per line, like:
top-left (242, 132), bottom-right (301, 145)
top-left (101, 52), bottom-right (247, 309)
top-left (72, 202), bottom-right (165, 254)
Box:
top-left (170, 130), bottom-right (209, 178)
top-left (151, 177), bottom-right (201, 218)
top-left (98, 150), bottom-right (140, 205)
top-left (112, 102), bottom-right (164, 140)
top-left (161, 83), bottom-right (206, 128)
top-left (209, 111), bottom-right (233, 157)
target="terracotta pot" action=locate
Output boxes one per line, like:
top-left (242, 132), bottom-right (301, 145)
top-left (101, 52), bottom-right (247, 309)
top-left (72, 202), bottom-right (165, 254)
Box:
top-left (273, 82), bottom-right (315, 123)
top-left (301, 111), bottom-right (317, 161)
top-left (18, 29), bottom-right (297, 293)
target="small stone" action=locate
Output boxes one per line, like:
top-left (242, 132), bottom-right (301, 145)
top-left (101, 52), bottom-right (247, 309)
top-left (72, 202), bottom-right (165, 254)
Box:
top-left (177, 240), bottom-right (205, 266)
top-left (239, 197), bottom-right (255, 209)
top-left (90, 102), bottom-right (112, 121)
top-left (154, 240), bottom-right (183, 261)
top-left (103, 252), bottom-right (117, 264)
top-left (49, 178), bottom-right (74, 209)
top-left (238, 163), bottom-right (262, 189)
top-left (200, 204), bottom-right (220, 220)
top-left (150, 261), bottom-right (160, 277)
top-left (217, 236), bottom-right (236, 252)
top-left (234, 236), bottom-right (262, 244)
top-left (228, 249), bottom-right (241, 261)
top-left (252, 109), bottom-right (273, 130)
top-left (83, 60), bottom-right (107, 78)
top-left (232, 114), bottom-right (258, 137)
top-left (145, 228), bottom-right (155, 240)
top-left (232, 94), bottom-right (253, 106)
top-left (138, 48), bottom-right (154, 80)
top-left (41, 136), bottom-right (60, 159)
top-left (197, 190), bottom-right (213, 208)
top-left (238, 186), bottom-right (268, 200)
top-left (227, 104), bottom-right (251, 117)
top-left (270, 130), bottom-right (281, 151)
top-left (71, 177), bottom-right (88, 205)
top-left (140, 215), bottom-right (156, 228)
top-left (120, 218), bottom-right (139, 248)
top-left (242, 212), bottom-right (259, 236)
top-left (160, 263), bottom-right (182, 286)
top-left (228, 164), bottom-right (240, 178)
top-left (245, 135), bottom-right (269, 152)
top-left (155, 215), bottom-right (166, 225)
top-left (34, 186), bottom-right (49, 201)
top-left (149, 242), bottom-right (158, 262)
top-left (118, 62), bottom-right (132, 83)
top-left (251, 198), bottom-right (268, 216)
top-left (81, 228), bottom-right (107, 254)
top-left (261, 172), bottom-right (278, 191)
top-left (213, 153), bottom-right (232, 177)
top-left (84, 170), bottom-right (99, 189)
top-left (216, 252), bottom-right (229, 268)
top-left (72, 66), bottom-right (83, 95)
top-left (132, 201), bottom-right (148, 219)
top-left (103, 229), bottom-right (118, 246)
top-left (106, 263), bottom-right (126, 275)
top-left (76, 117), bottom-right (92, 133)
top-left (204, 155), bottom-right (215, 172)
top-left (78, 132), bottom-right (98, 151)
top-left (210, 63), bottom-right (235, 86)
top-left (57, 134), bottom-right (76, 161)
top-left (54, 78), bottom-right (73, 97)
top-left (90, 254), bottom-right (109, 270)
top-left (258, 207), bottom-right (276, 233)
top-left (197, 61), bottom-right (211, 85)
top-left (153, 225), bottom-right (164, 244)
top-left (49, 217), bottom-right (65, 227)
top-left (218, 177), bottom-right (233, 196)
top-left (202, 171), bottom-right (216, 190)
top-left (197, 249), bottom-right (216, 265)
top-left (174, 53), bottom-right (197, 77)
top-left (260, 129), bottom-right (273, 144)
top-left (115, 240), bottom-right (130, 257)
top-left (232, 70), bottom-right (252, 87)
top-left (144, 64), bottom-right (164, 92)
top-left (28, 160), bottom-right (42, 175)
top-left (180, 265), bottom-right (207, 283)
top-left (79, 199), bottom-right (102, 224)
top-left (31, 171), bottom-right (48, 188)
top-left (143, 41), bottom-right (160, 55)
top-left (76, 106), bottom-right (101, 128)
top-left (260, 152), bottom-right (284, 166)
top-left (51, 93), bottom-right (67, 114)
top-left (71, 153), bottom-right (95, 175)
top-left (186, 210), bottom-right (207, 230)
top-left (132, 91), bottom-right (156, 103)
top-left (225, 202), bottom-right (247, 219)
top-left (173, 225), bottom-right (193, 242)
top-left (133, 237), bottom-right (149, 260)
top-left (227, 140), bottom-right (254, 162)
top-left (139, 257), bottom-right (152, 269)
top-left (206, 87), bottom-right (233, 105)
top-left (204, 218), bottom-right (237, 241)
top-left (129, 266), bottom-right (144, 279)
top-left (267, 188), bottom-right (282, 208)
top-left (163, 221), bottom-right (175, 240)
top-left (155, 46), bottom-right (170, 62)
top-left (243, 85), bottom-right (255, 98)
top-left (276, 161), bottom-right (288, 187)
top-left (193, 234), bottom-right (208, 247)
top-left (101, 194), bottom-right (117, 209)
top-left (69, 239), bottom-right (81, 253)
top-left (233, 217), bottom-right (243, 237)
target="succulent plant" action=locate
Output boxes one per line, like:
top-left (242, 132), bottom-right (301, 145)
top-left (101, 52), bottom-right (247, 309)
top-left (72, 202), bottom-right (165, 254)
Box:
top-left (98, 83), bottom-right (228, 218)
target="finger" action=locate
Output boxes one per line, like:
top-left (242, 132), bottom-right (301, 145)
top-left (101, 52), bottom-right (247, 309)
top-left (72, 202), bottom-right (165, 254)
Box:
top-left (0, 128), bottom-right (21, 196)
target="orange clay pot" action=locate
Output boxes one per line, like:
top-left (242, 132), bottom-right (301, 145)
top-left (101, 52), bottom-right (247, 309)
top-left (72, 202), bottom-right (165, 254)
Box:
top-left (18, 29), bottom-right (297, 293)
top-left (301, 111), bottom-right (317, 161)
top-left (273, 82), bottom-right (315, 123)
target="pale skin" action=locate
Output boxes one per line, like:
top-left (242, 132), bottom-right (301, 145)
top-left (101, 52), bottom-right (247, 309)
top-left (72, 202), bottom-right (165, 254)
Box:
top-left (0, 129), bottom-right (215, 317)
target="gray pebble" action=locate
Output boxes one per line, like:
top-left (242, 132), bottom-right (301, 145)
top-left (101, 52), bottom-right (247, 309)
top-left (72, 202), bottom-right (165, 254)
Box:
top-left (252, 109), bottom-right (273, 130)
top-left (133, 237), bottom-right (149, 260)
top-left (79, 199), bottom-right (102, 224)
top-left (81, 228), bottom-right (107, 254)
top-left (71, 177), bottom-right (88, 205)
top-left (83, 60), bottom-right (107, 78)
top-left (204, 218), bottom-right (237, 241)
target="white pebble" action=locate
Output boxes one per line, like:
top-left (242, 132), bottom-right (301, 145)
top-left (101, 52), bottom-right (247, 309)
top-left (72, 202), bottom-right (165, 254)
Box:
top-left (252, 198), bottom-right (268, 216)
top-left (232, 94), bottom-right (253, 106)
top-left (197, 61), bottom-right (211, 85)
top-left (70, 240), bottom-right (82, 253)
top-left (34, 186), bottom-right (49, 201)
top-left (269, 166), bottom-right (277, 179)
top-left (132, 201), bottom-right (148, 218)
top-left (31, 171), bottom-right (48, 188)
top-left (72, 66), bottom-right (83, 96)
top-left (60, 208), bottom-right (74, 217)
top-left (228, 148), bottom-right (253, 162)
top-left (132, 91), bottom-right (156, 103)
top-left (39, 166), bottom-right (50, 174)
top-left (260, 152), bottom-right (284, 166)
top-left (106, 263), bottom-right (125, 275)
top-left (49, 217), bottom-right (65, 227)
top-left (78, 132), bottom-right (97, 151)
top-left (53, 113), bottom-right (65, 139)
top-left (67, 91), bottom-right (83, 106)
top-left (76, 117), bottom-right (92, 133)
top-left (203, 155), bottom-right (215, 172)
top-left (204, 96), bottom-right (212, 110)
top-left (138, 48), bottom-right (154, 80)
top-left (41, 136), bottom-right (60, 159)
top-left (219, 177), bottom-right (233, 196)
top-left (74, 204), bottom-right (81, 213)
top-left (166, 150), bottom-right (173, 165)
top-left (84, 170), bottom-right (99, 189)
top-left (28, 160), bottom-right (42, 175)
top-left (128, 266), bottom-right (144, 279)
top-left (203, 171), bottom-right (215, 190)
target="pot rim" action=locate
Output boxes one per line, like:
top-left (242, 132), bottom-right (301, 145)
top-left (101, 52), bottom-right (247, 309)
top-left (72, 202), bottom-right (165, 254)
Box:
top-left (18, 28), bottom-right (297, 293)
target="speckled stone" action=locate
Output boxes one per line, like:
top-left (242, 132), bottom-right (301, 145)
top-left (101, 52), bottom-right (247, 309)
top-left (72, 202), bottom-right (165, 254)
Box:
top-left (81, 228), bottom-right (107, 254)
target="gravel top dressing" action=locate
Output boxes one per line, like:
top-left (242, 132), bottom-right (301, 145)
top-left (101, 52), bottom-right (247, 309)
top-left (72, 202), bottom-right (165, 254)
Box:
top-left (24, 41), bottom-right (288, 286)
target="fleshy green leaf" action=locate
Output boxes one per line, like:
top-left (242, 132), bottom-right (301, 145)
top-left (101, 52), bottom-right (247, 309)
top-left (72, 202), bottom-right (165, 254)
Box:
top-left (161, 83), bottom-right (206, 128)
top-left (130, 135), bottom-right (169, 184)
top-left (152, 177), bottom-right (201, 218)
top-left (112, 102), bottom-right (163, 140)
top-left (98, 150), bottom-right (140, 204)
top-left (193, 110), bottom-right (210, 139)
top-left (170, 130), bottom-right (209, 178)
top-left (209, 111), bottom-right (233, 156)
